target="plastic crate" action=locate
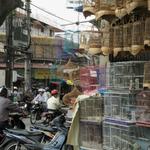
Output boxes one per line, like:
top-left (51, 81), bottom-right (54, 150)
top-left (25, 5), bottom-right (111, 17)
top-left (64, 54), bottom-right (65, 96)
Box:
top-left (104, 90), bottom-right (139, 121)
top-left (79, 96), bottom-right (103, 122)
top-left (79, 120), bottom-right (102, 150)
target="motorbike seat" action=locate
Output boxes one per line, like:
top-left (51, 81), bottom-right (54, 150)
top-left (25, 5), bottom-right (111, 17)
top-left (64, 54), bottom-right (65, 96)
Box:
top-left (5, 129), bottom-right (42, 136)
top-left (32, 124), bottom-right (57, 132)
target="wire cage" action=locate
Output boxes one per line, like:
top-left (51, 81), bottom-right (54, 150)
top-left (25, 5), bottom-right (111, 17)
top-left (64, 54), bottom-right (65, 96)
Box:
top-left (103, 120), bottom-right (137, 150)
top-left (144, 17), bottom-right (150, 46)
top-left (136, 90), bottom-right (150, 126)
top-left (143, 62), bottom-right (150, 89)
top-left (101, 21), bottom-right (114, 56)
top-left (80, 66), bottom-right (106, 94)
top-left (79, 96), bottom-right (103, 122)
top-left (113, 24), bottom-right (123, 57)
top-left (83, 0), bottom-right (96, 17)
top-left (115, 0), bottom-right (127, 18)
top-left (131, 20), bottom-right (145, 56)
top-left (95, 0), bottom-right (116, 20)
top-left (88, 30), bottom-right (101, 55)
top-left (79, 121), bottom-right (102, 150)
top-left (104, 90), bottom-right (138, 121)
top-left (108, 61), bottom-right (145, 90)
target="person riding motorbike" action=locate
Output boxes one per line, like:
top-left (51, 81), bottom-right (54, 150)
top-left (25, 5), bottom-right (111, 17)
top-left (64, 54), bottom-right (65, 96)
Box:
top-left (0, 86), bottom-right (23, 132)
top-left (46, 90), bottom-right (62, 120)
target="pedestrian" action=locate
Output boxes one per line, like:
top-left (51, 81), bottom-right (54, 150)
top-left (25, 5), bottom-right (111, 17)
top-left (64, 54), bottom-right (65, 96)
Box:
top-left (12, 86), bottom-right (21, 103)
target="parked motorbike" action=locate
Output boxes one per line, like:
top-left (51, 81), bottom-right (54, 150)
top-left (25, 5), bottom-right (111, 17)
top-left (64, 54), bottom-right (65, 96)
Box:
top-left (30, 101), bottom-right (44, 124)
top-left (3, 115), bottom-right (67, 150)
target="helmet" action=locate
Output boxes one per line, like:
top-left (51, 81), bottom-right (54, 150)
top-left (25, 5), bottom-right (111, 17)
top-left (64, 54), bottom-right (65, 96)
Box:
top-left (13, 86), bottom-right (18, 90)
top-left (51, 89), bottom-right (58, 95)
top-left (38, 88), bottom-right (45, 92)
top-left (0, 86), bottom-right (8, 98)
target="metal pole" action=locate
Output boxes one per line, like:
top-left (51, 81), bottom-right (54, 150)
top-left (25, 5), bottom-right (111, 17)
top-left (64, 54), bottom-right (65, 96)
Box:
top-left (24, 0), bottom-right (31, 91)
top-left (5, 13), bottom-right (14, 89)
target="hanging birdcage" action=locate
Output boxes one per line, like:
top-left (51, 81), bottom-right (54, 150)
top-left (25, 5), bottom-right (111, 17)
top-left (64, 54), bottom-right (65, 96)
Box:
top-left (113, 24), bottom-right (123, 57)
top-left (79, 31), bottom-right (90, 51)
top-left (143, 62), bottom-right (150, 89)
top-left (126, 0), bottom-right (147, 14)
top-left (123, 23), bottom-right (132, 52)
top-left (148, 0), bottom-right (150, 11)
top-left (101, 20), bottom-right (113, 56)
top-left (131, 19), bottom-right (145, 56)
top-left (95, 0), bottom-right (116, 20)
top-left (144, 17), bottom-right (150, 46)
top-left (83, 0), bottom-right (96, 17)
top-left (88, 29), bottom-right (101, 55)
top-left (115, 0), bottom-right (127, 18)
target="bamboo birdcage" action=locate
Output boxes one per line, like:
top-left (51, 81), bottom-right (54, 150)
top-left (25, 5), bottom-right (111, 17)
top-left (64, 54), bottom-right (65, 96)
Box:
top-left (123, 23), bottom-right (132, 52)
top-left (79, 31), bottom-right (90, 51)
top-left (95, 0), bottom-right (116, 20)
top-left (113, 24), bottom-right (123, 57)
top-left (115, 0), bottom-right (127, 18)
top-left (83, 0), bottom-right (96, 18)
top-left (131, 19), bottom-right (145, 56)
top-left (101, 21), bottom-right (113, 56)
top-left (88, 30), bottom-right (101, 55)
top-left (126, 0), bottom-right (147, 14)
top-left (144, 17), bottom-right (150, 46)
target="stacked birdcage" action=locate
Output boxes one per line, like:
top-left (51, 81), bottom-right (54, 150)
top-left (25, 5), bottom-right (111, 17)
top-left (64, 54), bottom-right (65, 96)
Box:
top-left (79, 96), bottom-right (103, 150)
top-left (103, 120), bottom-right (137, 150)
top-left (83, 0), bottom-right (96, 17)
top-left (108, 61), bottom-right (145, 90)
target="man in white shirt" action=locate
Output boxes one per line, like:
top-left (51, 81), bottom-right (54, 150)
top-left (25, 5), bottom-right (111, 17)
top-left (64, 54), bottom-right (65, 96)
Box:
top-left (47, 89), bottom-right (61, 111)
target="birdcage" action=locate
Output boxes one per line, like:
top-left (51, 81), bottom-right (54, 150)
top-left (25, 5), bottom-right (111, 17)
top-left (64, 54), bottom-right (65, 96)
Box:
top-left (88, 30), bottom-right (101, 55)
top-left (136, 90), bottom-right (150, 127)
top-left (104, 90), bottom-right (138, 121)
top-left (131, 20), bottom-right (145, 56)
top-left (95, 0), bottom-right (116, 20)
top-left (80, 66), bottom-right (99, 94)
top-left (143, 62), bottom-right (150, 89)
top-left (101, 21), bottom-right (114, 56)
top-left (115, 0), bottom-right (127, 18)
top-left (79, 31), bottom-right (90, 51)
top-left (113, 24), bottom-right (123, 57)
top-left (148, 0), bottom-right (150, 11)
top-left (83, 0), bottom-right (96, 17)
top-left (79, 96), bottom-right (103, 122)
top-left (79, 120), bottom-right (102, 150)
top-left (144, 17), bottom-right (150, 46)
top-left (123, 23), bottom-right (132, 52)
top-left (108, 61), bottom-right (145, 90)
top-left (126, 0), bottom-right (147, 14)
top-left (103, 120), bottom-right (137, 150)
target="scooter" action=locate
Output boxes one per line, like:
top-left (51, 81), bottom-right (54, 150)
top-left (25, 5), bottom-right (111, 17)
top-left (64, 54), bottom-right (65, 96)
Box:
top-left (3, 115), bottom-right (68, 150)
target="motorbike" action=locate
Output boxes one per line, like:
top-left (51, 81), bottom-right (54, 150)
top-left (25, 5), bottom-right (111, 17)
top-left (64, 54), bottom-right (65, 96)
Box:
top-left (3, 115), bottom-right (68, 150)
top-left (30, 101), bottom-right (44, 124)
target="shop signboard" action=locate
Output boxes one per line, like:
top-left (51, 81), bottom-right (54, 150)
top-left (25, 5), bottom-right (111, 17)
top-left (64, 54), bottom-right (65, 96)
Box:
top-left (34, 69), bottom-right (50, 79)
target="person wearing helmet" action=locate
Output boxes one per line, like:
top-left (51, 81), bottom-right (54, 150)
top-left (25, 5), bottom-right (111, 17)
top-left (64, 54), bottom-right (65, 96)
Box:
top-left (13, 86), bottom-right (21, 103)
top-left (47, 89), bottom-right (61, 111)
top-left (0, 86), bottom-right (22, 131)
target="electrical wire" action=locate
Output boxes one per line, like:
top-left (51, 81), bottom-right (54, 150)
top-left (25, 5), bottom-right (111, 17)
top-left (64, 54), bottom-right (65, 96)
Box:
top-left (30, 3), bottom-right (72, 23)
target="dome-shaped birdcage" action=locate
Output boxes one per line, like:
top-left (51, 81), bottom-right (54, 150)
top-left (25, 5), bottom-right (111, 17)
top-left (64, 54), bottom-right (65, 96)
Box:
top-left (88, 29), bottom-right (101, 55)
top-left (131, 19), bottom-right (145, 56)
top-left (115, 0), bottom-right (127, 18)
top-left (95, 0), bottom-right (116, 20)
top-left (79, 31), bottom-right (90, 51)
top-left (113, 23), bottom-right (123, 57)
top-left (83, 0), bottom-right (96, 18)
top-left (101, 20), bottom-right (113, 56)
top-left (126, 0), bottom-right (147, 14)
top-left (123, 22), bottom-right (132, 52)
top-left (144, 17), bottom-right (150, 46)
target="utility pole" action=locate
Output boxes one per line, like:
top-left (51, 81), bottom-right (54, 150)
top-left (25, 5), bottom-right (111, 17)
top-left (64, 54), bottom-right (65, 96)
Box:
top-left (24, 0), bottom-right (31, 92)
top-left (5, 12), bottom-right (14, 89)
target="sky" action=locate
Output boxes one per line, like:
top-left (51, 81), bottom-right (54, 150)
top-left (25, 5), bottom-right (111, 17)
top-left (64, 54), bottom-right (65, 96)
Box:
top-left (30, 0), bottom-right (94, 31)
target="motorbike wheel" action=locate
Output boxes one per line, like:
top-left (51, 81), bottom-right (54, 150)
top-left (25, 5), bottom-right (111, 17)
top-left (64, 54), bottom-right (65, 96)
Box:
top-left (4, 141), bottom-right (28, 150)
top-left (30, 112), bottom-right (37, 124)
